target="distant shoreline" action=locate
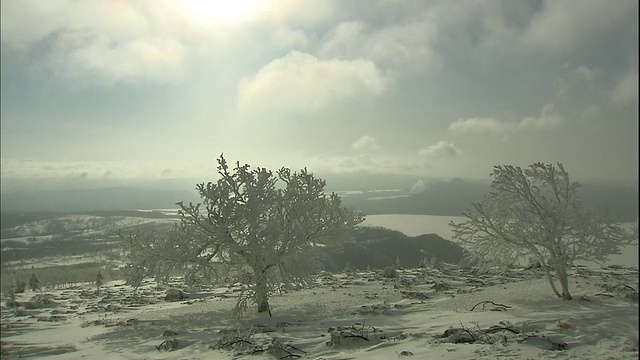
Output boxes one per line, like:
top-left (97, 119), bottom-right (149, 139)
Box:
top-left (362, 214), bottom-right (639, 269)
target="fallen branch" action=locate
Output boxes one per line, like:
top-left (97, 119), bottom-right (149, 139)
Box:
top-left (287, 344), bottom-right (307, 354)
top-left (469, 300), bottom-right (511, 311)
top-left (156, 339), bottom-right (180, 351)
top-left (520, 334), bottom-right (568, 351)
top-left (485, 325), bottom-right (520, 335)
top-left (216, 336), bottom-right (253, 349)
top-left (344, 333), bottom-right (370, 341)
top-left (441, 320), bottom-right (522, 345)
top-left (441, 326), bottom-right (476, 344)
top-left (280, 352), bottom-right (301, 359)
top-left (271, 339), bottom-right (306, 359)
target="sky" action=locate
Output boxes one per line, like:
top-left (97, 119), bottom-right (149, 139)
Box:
top-left (1, 0), bottom-right (638, 186)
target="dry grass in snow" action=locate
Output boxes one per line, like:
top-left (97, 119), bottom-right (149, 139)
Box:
top-left (1, 264), bottom-right (637, 359)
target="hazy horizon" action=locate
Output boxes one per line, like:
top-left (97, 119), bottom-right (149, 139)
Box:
top-left (1, 171), bottom-right (637, 194)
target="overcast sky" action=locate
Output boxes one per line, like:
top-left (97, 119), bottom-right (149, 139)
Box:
top-left (1, 0), bottom-right (638, 185)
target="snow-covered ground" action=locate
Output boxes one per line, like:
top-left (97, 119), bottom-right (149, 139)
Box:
top-left (2, 264), bottom-right (637, 359)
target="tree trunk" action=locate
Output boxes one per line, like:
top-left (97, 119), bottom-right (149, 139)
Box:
top-left (556, 263), bottom-right (572, 300)
top-left (539, 257), bottom-right (563, 298)
top-left (254, 268), bottom-right (271, 315)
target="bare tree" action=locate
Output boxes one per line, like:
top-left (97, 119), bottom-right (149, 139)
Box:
top-left (95, 270), bottom-right (104, 295)
top-left (450, 163), bottom-right (635, 300)
top-left (123, 154), bottom-right (364, 315)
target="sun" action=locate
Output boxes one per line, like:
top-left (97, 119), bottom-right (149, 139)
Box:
top-left (177, 0), bottom-right (265, 25)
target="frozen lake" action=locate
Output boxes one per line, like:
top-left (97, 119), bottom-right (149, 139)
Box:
top-left (362, 214), bottom-right (639, 268)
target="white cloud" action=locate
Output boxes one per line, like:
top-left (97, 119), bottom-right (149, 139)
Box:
top-left (47, 33), bottom-right (186, 86)
top-left (1, 0), bottom-right (192, 86)
top-left (611, 70), bottom-right (638, 104)
top-left (262, 0), bottom-right (335, 28)
top-left (418, 141), bottom-right (461, 159)
top-left (411, 179), bottom-right (426, 192)
top-left (269, 25), bottom-right (309, 48)
top-left (351, 135), bottom-right (381, 151)
top-left (448, 117), bottom-right (510, 134)
top-left (520, 104), bottom-right (563, 130)
top-left (338, 154), bottom-right (377, 169)
top-left (320, 19), bottom-right (438, 70)
top-left (0, 0), bottom-right (68, 48)
top-left (449, 104), bottom-right (563, 135)
top-left (305, 152), bottom-right (422, 175)
top-left (237, 51), bottom-right (387, 115)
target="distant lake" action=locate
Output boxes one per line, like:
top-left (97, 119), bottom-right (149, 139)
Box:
top-left (362, 214), bottom-right (638, 269)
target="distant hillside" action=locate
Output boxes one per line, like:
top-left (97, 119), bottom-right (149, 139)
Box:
top-left (578, 183), bottom-right (639, 222)
top-left (1, 174), bottom-right (636, 222)
top-left (342, 178), bottom-right (638, 222)
top-left (0, 211), bottom-right (175, 262)
top-left (0, 187), bottom-right (198, 213)
top-left (321, 172), bottom-right (425, 192)
top-left (1, 211), bottom-right (463, 272)
top-left (316, 226), bottom-right (465, 271)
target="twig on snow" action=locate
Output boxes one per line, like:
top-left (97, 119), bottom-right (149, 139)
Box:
top-left (469, 300), bottom-right (511, 311)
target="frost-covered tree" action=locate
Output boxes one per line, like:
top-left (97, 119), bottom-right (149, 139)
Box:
top-left (123, 154), bottom-right (364, 315)
top-left (450, 163), bottom-right (636, 300)
top-left (14, 277), bottom-right (26, 294)
top-left (120, 264), bottom-right (144, 292)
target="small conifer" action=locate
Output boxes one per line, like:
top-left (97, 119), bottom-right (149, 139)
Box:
top-left (28, 268), bottom-right (41, 291)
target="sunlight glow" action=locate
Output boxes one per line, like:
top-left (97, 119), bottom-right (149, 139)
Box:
top-left (177, 0), bottom-right (265, 24)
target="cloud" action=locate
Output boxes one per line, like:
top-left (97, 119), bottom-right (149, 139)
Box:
top-left (448, 118), bottom-right (510, 134)
top-left (0, 1), bottom-right (68, 48)
top-left (449, 104), bottom-right (563, 135)
top-left (0, 158), bottom-right (208, 179)
top-left (351, 135), bottom-right (381, 151)
top-left (553, 65), bottom-right (598, 98)
top-left (237, 51), bottom-right (387, 115)
top-left (519, 104), bottom-right (563, 129)
top-left (320, 19), bottom-right (438, 70)
top-left (46, 33), bottom-right (186, 87)
top-left (550, 64), bottom-right (638, 122)
top-left (338, 154), bottom-right (377, 170)
top-left (521, 0), bottom-right (637, 54)
top-left (355, 154), bottom-right (375, 166)
top-left (416, 1), bottom-right (636, 64)
top-left (411, 179), bottom-right (426, 192)
top-left (1, 0), bottom-right (190, 87)
top-left (308, 152), bottom-right (420, 175)
top-left (418, 141), bottom-right (461, 159)
top-left (338, 158), bottom-right (358, 169)
top-left (611, 70), bottom-right (638, 104)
